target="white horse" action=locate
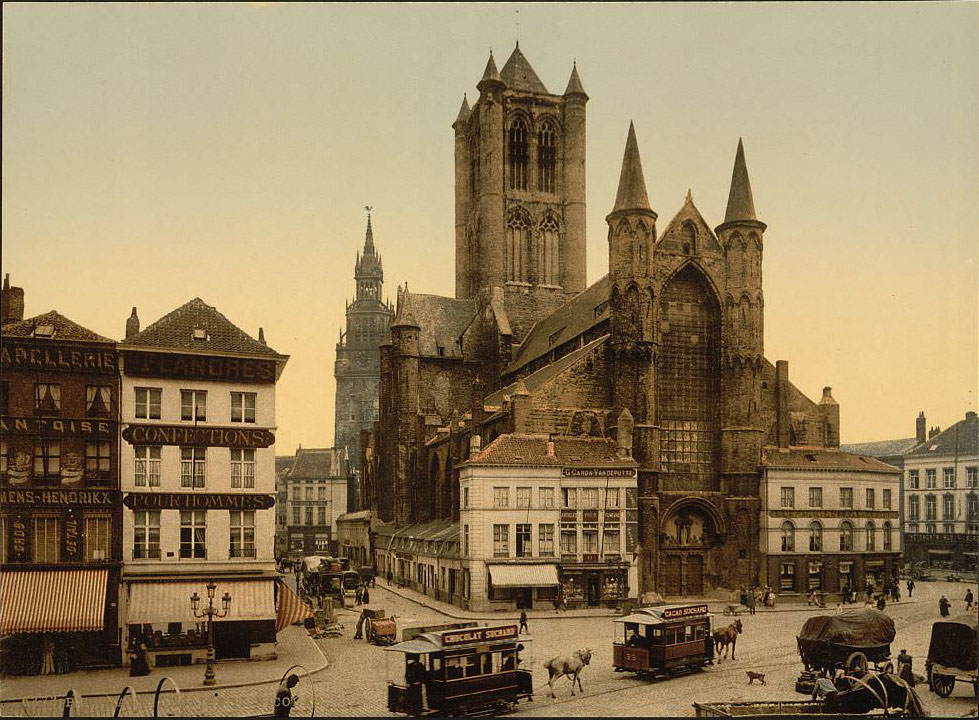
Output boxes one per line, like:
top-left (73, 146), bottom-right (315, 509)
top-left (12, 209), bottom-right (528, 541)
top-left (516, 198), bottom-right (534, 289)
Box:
top-left (544, 648), bottom-right (592, 697)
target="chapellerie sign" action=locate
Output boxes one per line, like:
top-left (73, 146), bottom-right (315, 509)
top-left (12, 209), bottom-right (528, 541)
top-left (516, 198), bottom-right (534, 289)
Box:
top-left (123, 493), bottom-right (275, 510)
top-left (122, 424), bottom-right (274, 448)
top-left (1, 341), bottom-right (117, 374)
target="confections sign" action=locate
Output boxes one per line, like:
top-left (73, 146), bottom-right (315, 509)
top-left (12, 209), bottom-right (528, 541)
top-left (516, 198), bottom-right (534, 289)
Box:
top-left (123, 424), bottom-right (274, 448)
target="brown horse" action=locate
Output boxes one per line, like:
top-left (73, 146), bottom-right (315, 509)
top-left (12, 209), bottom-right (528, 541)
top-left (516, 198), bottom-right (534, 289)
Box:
top-left (712, 618), bottom-right (743, 661)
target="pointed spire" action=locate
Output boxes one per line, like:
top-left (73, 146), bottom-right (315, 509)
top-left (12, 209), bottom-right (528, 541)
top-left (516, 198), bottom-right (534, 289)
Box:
top-left (364, 209), bottom-right (375, 255)
top-left (685, 188), bottom-right (693, 204)
top-left (477, 50), bottom-right (503, 91)
top-left (391, 283), bottom-right (419, 329)
top-left (500, 43), bottom-right (548, 94)
top-left (724, 138), bottom-right (758, 223)
top-left (611, 122), bottom-right (653, 215)
top-left (564, 61), bottom-right (588, 99)
top-left (453, 94), bottom-right (471, 127)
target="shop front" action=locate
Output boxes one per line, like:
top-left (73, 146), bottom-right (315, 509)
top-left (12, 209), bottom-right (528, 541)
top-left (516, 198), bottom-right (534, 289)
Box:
top-left (560, 563), bottom-right (629, 608)
top-left (486, 564), bottom-right (559, 610)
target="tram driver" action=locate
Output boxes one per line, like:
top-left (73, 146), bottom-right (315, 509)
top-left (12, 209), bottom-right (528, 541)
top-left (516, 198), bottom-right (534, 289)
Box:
top-left (405, 653), bottom-right (429, 712)
top-left (626, 625), bottom-right (643, 647)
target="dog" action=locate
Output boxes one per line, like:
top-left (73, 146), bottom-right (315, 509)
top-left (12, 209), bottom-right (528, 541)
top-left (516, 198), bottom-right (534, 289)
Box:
top-left (746, 671), bottom-right (766, 685)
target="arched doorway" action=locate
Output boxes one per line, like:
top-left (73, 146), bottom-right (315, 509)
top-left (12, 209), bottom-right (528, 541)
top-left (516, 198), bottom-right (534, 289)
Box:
top-left (661, 499), bottom-right (724, 596)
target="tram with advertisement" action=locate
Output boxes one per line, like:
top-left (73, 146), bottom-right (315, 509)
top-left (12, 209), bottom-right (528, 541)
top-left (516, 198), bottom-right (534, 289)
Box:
top-left (386, 624), bottom-right (533, 716)
top-left (613, 603), bottom-right (714, 679)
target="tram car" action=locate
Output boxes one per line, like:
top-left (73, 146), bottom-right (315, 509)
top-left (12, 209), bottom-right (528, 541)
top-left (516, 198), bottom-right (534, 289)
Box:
top-left (386, 623), bottom-right (532, 716)
top-left (613, 603), bottom-right (714, 678)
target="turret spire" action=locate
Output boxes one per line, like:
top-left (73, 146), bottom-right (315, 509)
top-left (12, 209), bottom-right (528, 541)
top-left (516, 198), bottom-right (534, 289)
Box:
top-left (478, 50), bottom-right (503, 90)
top-left (364, 206), bottom-right (375, 255)
top-left (611, 122), bottom-right (652, 215)
top-left (723, 138), bottom-right (758, 223)
top-left (454, 94), bottom-right (471, 126)
top-left (564, 61), bottom-right (588, 99)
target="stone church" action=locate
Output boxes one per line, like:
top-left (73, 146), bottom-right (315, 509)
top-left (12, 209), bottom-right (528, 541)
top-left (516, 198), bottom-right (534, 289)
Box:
top-left (363, 44), bottom-right (846, 599)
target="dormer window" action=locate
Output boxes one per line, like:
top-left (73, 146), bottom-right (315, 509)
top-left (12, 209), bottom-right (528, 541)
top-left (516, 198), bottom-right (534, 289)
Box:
top-left (192, 328), bottom-right (207, 341)
top-left (33, 325), bottom-right (55, 338)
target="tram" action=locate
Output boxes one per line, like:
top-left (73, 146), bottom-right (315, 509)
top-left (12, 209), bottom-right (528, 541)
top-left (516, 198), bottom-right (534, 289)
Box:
top-left (386, 624), bottom-right (533, 716)
top-left (613, 603), bottom-right (714, 678)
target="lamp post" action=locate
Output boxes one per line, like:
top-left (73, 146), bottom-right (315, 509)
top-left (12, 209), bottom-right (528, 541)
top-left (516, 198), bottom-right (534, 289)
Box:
top-left (190, 581), bottom-right (232, 686)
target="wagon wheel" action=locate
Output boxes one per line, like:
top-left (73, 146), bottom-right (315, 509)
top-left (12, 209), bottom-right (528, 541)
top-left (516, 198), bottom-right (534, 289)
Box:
top-left (881, 661), bottom-right (894, 674)
top-left (845, 651), bottom-right (868, 674)
top-left (933, 673), bottom-right (955, 698)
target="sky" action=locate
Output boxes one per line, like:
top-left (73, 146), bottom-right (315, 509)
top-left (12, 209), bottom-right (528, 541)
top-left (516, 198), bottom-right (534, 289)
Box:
top-left (3, 2), bottom-right (977, 455)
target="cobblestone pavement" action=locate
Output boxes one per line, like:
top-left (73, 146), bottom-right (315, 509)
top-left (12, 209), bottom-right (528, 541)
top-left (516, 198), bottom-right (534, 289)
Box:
top-left (2, 578), bottom-right (975, 716)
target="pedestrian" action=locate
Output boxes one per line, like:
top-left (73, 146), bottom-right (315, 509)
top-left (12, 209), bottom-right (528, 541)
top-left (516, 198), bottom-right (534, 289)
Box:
top-left (965, 588), bottom-right (974, 612)
top-left (40, 636), bottom-right (56, 676)
top-left (519, 609), bottom-right (528, 634)
top-left (807, 589), bottom-right (817, 606)
top-left (355, 585), bottom-right (363, 605)
top-left (362, 586), bottom-right (370, 605)
top-left (812, 672), bottom-right (838, 702)
top-left (739, 586), bottom-right (749, 607)
top-left (876, 594), bottom-right (886, 612)
top-left (387, 569), bottom-right (393, 586)
top-left (841, 583), bottom-right (851, 605)
top-left (939, 594), bottom-right (951, 617)
top-left (906, 578), bottom-right (914, 598)
top-left (747, 587), bottom-right (756, 615)
top-left (371, 573), bottom-right (377, 589)
top-left (129, 641), bottom-right (151, 677)
top-left (354, 609), bottom-right (367, 639)
top-left (274, 673), bottom-right (300, 717)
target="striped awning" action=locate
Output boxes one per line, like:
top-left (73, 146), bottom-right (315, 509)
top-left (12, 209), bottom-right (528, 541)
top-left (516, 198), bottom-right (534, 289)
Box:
top-left (1, 569), bottom-right (108, 634)
top-left (488, 564), bottom-right (560, 588)
top-left (126, 579), bottom-right (275, 626)
top-left (276, 580), bottom-right (313, 633)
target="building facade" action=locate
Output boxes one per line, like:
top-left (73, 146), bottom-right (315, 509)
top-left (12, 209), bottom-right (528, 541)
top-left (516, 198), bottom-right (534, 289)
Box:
top-left (117, 299), bottom-right (288, 665)
top-left (283, 447), bottom-right (352, 557)
top-left (334, 214), bottom-right (393, 474)
top-left (760, 447), bottom-right (902, 596)
top-left (363, 44), bottom-right (875, 604)
top-left (1, 278), bottom-right (124, 670)
top-left (902, 411), bottom-right (978, 571)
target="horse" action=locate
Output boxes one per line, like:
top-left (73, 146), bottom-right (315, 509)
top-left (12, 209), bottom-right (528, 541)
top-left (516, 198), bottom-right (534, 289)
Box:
top-left (712, 618), bottom-right (743, 662)
top-left (544, 648), bottom-right (592, 698)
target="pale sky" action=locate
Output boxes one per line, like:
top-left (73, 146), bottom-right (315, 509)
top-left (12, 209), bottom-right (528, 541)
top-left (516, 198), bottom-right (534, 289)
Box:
top-left (3, 2), bottom-right (977, 455)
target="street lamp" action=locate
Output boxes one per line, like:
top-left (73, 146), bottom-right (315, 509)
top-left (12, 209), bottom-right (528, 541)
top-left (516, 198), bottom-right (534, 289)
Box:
top-left (190, 581), bottom-right (232, 686)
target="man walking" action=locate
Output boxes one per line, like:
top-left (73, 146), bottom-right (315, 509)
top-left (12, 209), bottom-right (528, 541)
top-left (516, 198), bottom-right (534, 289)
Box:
top-left (906, 578), bottom-right (915, 598)
top-left (747, 587), bottom-right (757, 615)
top-left (965, 587), bottom-right (974, 612)
top-left (519, 609), bottom-right (529, 634)
top-left (939, 594), bottom-right (951, 617)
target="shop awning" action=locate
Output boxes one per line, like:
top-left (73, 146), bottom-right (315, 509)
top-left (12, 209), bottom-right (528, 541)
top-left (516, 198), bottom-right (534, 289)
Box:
top-left (488, 564), bottom-right (559, 588)
top-left (126, 579), bottom-right (275, 626)
top-left (927, 549), bottom-right (953, 555)
top-left (275, 580), bottom-right (313, 633)
top-left (1, 569), bottom-right (108, 634)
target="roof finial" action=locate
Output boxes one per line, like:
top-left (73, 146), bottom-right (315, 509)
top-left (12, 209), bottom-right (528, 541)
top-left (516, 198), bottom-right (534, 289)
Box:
top-left (686, 188), bottom-right (693, 203)
top-left (363, 205), bottom-right (375, 253)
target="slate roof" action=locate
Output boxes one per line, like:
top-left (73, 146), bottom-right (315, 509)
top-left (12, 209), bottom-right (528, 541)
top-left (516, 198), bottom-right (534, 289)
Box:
top-left (288, 448), bottom-right (348, 479)
top-left (507, 276), bottom-right (609, 374)
top-left (488, 335), bottom-right (609, 407)
top-left (2, 311), bottom-right (114, 343)
top-left (762, 447), bottom-right (899, 474)
top-left (564, 63), bottom-right (587, 98)
top-left (375, 519), bottom-right (459, 543)
top-left (907, 413), bottom-right (978, 457)
top-left (336, 510), bottom-right (372, 522)
top-left (500, 44), bottom-right (549, 94)
top-left (723, 138), bottom-right (759, 225)
top-left (839, 438), bottom-right (919, 459)
top-left (467, 434), bottom-right (634, 468)
top-left (122, 298), bottom-right (284, 358)
top-left (276, 456), bottom-right (296, 476)
top-left (611, 122), bottom-right (652, 214)
top-left (405, 293), bottom-right (476, 358)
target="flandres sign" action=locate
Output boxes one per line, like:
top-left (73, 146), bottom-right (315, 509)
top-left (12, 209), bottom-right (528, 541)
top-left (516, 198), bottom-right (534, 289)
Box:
top-left (122, 424), bottom-right (274, 448)
top-left (441, 624), bottom-right (519, 646)
top-left (123, 493), bottom-right (275, 510)
top-left (122, 350), bottom-right (276, 384)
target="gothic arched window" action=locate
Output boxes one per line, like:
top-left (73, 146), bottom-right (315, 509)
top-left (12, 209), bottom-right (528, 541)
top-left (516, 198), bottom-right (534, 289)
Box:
top-left (538, 215), bottom-right (560, 285)
top-left (809, 521), bottom-right (822, 551)
top-left (506, 210), bottom-right (530, 282)
top-left (537, 123), bottom-right (556, 192)
top-left (508, 118), bottom-right (528, 191)
top-left (781, 520), bottom-right (795, 552)
top-left (839, 521), bottom-right (853, 552)
top-left (883, 521), bottom-right (893, 550)
top-left (865, 521), bottom-right (876, 551)
top-left (681, 222), bottom-right (697, 255)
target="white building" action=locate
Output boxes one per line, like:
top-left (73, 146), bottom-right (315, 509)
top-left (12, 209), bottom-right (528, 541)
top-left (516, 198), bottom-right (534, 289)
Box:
top-left (760, 447), bottom-right (902, 598)
top-left (117, 300), bottom-right (288, 665)
top-left (282, 446), bottom-right (352, 556)
top-left (903, 411), bottom-right (978, 570)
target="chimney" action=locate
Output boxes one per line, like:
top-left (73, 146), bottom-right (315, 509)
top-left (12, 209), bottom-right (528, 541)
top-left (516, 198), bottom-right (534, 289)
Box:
top-left (928, 426), bottom-right (940, 439)
top-left (966, 410), bottom-right (977, 422)
top-left (258, 327), bottom-right (266, 345)
top-left (469, 434), bottom-right (482, 455)
top-left (125, 307), bottom-right (140, 339)
top-left (915, 411), bottom-right (926, 444)
top-left (1, 274), bottom-right (25, 324)
top-left (546, 440), bottom-right (556, 458)
top-left (818, 387), bottom-right (839, 448)
top-left (509, 380), bottom-right (531, 433)
top-left (775, 360), bottom-right (790, 447)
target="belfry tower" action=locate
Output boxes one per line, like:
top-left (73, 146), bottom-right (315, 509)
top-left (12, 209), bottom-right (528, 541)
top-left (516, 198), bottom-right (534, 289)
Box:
top-left (452, 44), bottom-right (589, 340)
top-left (334, 210), bottom-right (394, 471)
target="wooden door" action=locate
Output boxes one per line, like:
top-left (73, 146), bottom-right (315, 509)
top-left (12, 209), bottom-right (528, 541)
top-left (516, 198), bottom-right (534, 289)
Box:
top-left (664, 555), bottom-right (682, 595)
top-left (686, 555), bottom-right (704, 596)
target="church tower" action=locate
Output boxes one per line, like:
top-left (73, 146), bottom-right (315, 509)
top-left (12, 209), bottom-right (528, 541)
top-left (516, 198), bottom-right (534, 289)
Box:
top-left (453, 44), bottom-right (589, 341)
top-left (334, 212), bottom-right (394, 472)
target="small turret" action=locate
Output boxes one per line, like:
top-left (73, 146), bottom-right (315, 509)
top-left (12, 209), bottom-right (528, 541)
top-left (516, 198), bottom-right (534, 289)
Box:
top-left (916, 411), bottom-right (926, 444)
top-left (563, 61), bottom-right (588, 100)
top-left (607, 122), bottom-right (656, 282)
top-left (125, 307), bottom-right (140, 339)
top-left (477, 51), bottom-right (504, 93)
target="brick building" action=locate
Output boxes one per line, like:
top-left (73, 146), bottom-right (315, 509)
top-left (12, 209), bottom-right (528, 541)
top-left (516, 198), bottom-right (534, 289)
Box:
top-left (362, 44), bottom-right (881, 604)
top-left (333, 213), bottom-right (393, 475)
top-left (116, 299), bottom-right (288, 665)
top-left (1, 275), bottom-right (124, 670)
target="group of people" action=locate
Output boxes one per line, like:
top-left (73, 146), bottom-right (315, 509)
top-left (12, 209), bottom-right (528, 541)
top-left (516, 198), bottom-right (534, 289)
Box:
top-left (938, 587), bottom-right (975, 617)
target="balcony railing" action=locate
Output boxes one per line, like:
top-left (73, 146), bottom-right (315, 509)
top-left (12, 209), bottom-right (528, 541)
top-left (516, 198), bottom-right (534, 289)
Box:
top-left (133, 546), bottom-right (161, 559)
top-left (230, 545), bottom-right (257, 558)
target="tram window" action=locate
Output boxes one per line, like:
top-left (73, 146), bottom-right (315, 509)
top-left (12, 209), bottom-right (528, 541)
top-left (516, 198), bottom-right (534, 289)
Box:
top-left (667, 628), bottom-right (681, 645)
top-left (481, 653), bottom-right (493, 675)
top-left (694, 624), bottom-right (705, 640)
top-left (431, 657), bottom-right (443, 675)
top-left (685, 625), bottom-right (695, 641)
top-left (501, 651), bottom-right (516, 671)
top-left (650, 626), bottom-right (663, 640)
top-left (446, 656), bottom-right (464, 679)
top-left (464, 654), bottom-right (480, 677)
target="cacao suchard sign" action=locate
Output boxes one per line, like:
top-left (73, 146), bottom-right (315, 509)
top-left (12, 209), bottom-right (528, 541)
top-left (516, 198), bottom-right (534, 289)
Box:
top-left (123, 424), bottom-right (274, 448)
top-left (123, 493), bottom-right (275, 510)
top-left (661, 604), bottom-right (709, 619)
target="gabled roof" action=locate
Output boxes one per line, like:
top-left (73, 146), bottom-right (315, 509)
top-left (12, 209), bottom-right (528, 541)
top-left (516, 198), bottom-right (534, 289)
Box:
top-left (907, 413), bottom-right (978, 457)
top-left (762, 447), bottom-right (899, 474)
top-left (839, 438), bottom-right (919, 459)
top-left (2, 310), bottom-right (114, 343)
top-left (488, 335), bottom-right (608, 407)
top-left (404, 293), bottom-right (476, 358)
top-left (500, 44), bottom-right (549, 94)
top-left (507, 276), bottom-right (609, 374)
top-left (275, 456), bottom-right (296, 476)
top-left (658, 191), bottom-right (722, 255)
top-left (288, 447), bottom-right (348, 479)
top-left (466, 434), bottom-right (634, 468)
top-left (121, 298), bottom-right (283, 358)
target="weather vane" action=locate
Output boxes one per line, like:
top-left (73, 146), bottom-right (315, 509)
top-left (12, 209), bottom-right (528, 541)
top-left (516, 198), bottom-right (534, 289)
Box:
top-left (364, 205), bottom-right (373, 219)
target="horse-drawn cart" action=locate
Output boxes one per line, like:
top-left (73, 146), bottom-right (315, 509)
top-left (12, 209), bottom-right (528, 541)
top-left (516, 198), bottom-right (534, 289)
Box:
top-left (363, 608), bottom-right (398, 646)
top-left (925, 614), bottom-right (978, 698)
top-left (795, 608), bottom-right (895, 694)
